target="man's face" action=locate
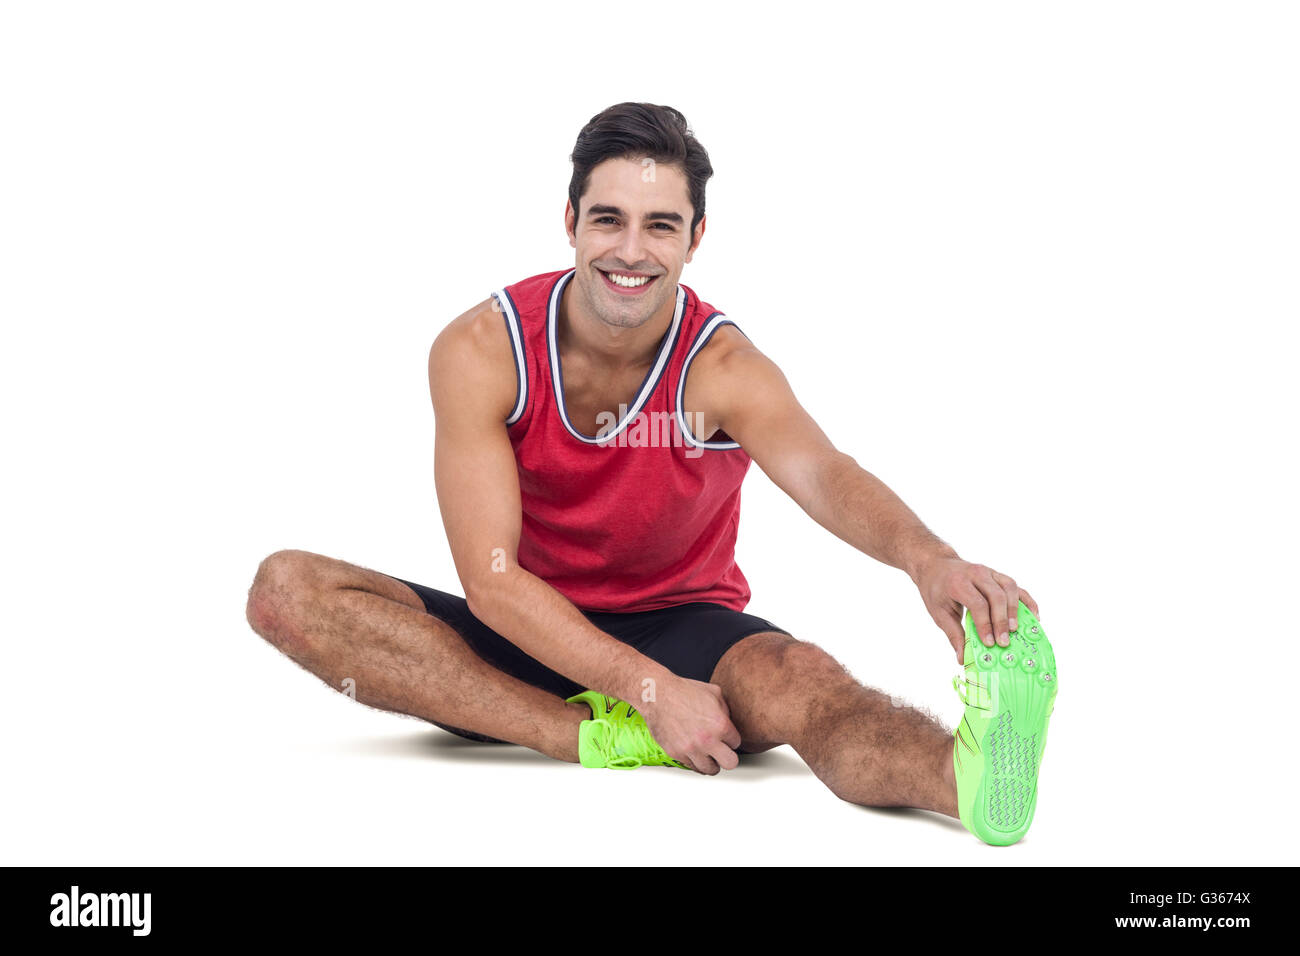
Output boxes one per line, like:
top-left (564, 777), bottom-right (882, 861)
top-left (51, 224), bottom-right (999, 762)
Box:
top-left (566, 156), bottom-right (703, 330)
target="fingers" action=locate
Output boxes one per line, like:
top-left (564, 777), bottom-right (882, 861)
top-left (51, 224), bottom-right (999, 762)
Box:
top-left (686, 743), bottom-right (739, 775)
top-left (721, 719), bottom-right (743, 753)
top-left (958, 582), bottom-right (994, 649)
top-left (658, 681), bottom-right (746, 775)
top-left (694, 755), bottom-right (719, 775)
top-left (933, 605), bottom-right (966, 664)
top-left (687, 749), bottom-right (723, 775)
top-left (697, 718), bottom-right (741, 774)
top-left (707, 743), bottom-right (740, 772)
top-left (940, 561), bottom-right (1040, 655)
top-left (964, 567), bottom-right (1019, 647)
top-left (705, 687), bottom-right (741, 771)
top-left (980, 573), bottom-right (1011, 646)
top-left (990, 571), bottom-right (1021, 639)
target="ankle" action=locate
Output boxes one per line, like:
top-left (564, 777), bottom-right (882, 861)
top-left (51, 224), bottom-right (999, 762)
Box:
top-left (549, 701), bottom-right (590, 763)
top-left (940, 734), bottom-right (959, 818)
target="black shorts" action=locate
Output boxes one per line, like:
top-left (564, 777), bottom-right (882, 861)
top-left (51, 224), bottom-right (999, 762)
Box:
top-left (387, 575), bottom-right (790, 740)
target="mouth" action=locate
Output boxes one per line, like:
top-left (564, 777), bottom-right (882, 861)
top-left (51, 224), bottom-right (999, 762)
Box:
top-left (596, 266), bottom-right (660, 296)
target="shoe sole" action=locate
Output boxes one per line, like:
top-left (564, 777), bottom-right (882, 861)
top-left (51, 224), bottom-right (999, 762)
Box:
top-left (954, 603), bottom-right (1057, 845)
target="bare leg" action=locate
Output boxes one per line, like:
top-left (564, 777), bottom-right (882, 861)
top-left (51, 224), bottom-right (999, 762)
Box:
top-left (244, 550), bottom-right (588, 761)
top-left (711, 632), bottom-right (958, 818)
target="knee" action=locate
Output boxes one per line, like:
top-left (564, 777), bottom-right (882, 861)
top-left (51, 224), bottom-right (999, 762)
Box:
top-left (245, 549), bottom-right (316, 650)
top-left (753, 637), bottom-right (857, 742)
top-left (772, 638), bottom-right (853, 686)
top-left (719, 632), bottom-right (850, 692)
top-left (718, 633), bottom-right (855, 747)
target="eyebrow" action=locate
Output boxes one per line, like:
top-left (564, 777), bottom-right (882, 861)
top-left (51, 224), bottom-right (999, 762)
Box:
top-left (586, 204), bottom-right (684, 225)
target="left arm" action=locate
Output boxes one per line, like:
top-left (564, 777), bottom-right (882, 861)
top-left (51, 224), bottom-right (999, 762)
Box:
top-left (688, 329), bottom-right (1038, 664)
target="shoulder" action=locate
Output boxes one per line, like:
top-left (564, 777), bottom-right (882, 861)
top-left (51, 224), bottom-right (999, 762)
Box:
top-left (687, 320), bottom-right (785, 393)
top-left (681, 317), bottom-right (795, 442)
top-left (428, 297), bottom-right (519, 421)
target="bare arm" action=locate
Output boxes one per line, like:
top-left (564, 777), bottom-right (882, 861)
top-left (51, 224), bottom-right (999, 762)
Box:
top-left (429, 301), bottom-right (740, 770)
top-left (429, 300), bottom-right (661, 703)
top-left (688, 328), bottom-right (1039, 663)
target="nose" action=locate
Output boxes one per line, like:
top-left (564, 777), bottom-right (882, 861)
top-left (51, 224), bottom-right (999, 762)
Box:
top-left (614, 223), bottom-right (647, 269)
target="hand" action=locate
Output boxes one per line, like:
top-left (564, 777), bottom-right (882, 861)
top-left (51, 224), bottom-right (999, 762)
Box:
top-left (638, 675), bottom-right (742, 775)
top-left (913, 556), bottom-right (1040, 665)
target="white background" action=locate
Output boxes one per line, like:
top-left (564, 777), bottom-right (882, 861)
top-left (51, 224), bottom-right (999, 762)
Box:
top-left (3, 1), bottom-right (1295, 866)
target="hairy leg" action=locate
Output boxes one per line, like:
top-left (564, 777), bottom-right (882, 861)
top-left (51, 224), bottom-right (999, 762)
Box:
top-left (712, 632), bottom-right (958, 818)
top-left (244, 549), bottom-right (588, 761)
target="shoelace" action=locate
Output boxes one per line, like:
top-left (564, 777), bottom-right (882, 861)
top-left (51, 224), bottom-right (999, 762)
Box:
top-left (952, 674), bottom-right (992, 711)
top-left (591, 718), bottom-right (670, 770)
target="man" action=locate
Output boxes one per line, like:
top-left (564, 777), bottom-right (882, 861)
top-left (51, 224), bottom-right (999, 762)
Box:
top-left (245, 102), bottom-right (1057, 846)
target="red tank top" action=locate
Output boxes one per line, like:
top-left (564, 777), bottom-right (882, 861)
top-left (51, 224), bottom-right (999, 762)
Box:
top-left (491, 268), bottom-right (752, 613)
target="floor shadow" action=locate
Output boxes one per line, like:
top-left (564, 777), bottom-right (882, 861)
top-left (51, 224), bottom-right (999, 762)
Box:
top-left (851, 803), bottom-right (967, 833)
top-left (324, 729), bottom-right (553, 765)
top-left (324, 729), bottom-right (810, 777)
top-left (727, 747), bottom-right (809, 779)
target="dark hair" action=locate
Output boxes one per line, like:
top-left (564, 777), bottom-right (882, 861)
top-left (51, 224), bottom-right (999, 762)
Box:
top-left (568, 102), bottom-right (714, 241)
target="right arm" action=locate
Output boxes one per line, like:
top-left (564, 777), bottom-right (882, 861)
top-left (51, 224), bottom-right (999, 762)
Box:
top-left (428, 300), bottom-right (739, 772)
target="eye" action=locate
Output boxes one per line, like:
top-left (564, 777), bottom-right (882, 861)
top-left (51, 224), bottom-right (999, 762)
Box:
top-left (652, 223), bottom-right (674, 231)
top-left (594, 216), bottom-right (617, 224)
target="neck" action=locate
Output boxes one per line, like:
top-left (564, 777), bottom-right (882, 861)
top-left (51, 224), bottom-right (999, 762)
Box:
top-left (558, 275), bottom-right (675, 369)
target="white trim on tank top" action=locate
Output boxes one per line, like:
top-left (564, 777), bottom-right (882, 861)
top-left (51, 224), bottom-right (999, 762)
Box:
top-left (491, 289), bottom-right (528, 425)
top-left (547, 268), bottom-right (685, 445)
top-left (676, 312), bottom-right (744, 450)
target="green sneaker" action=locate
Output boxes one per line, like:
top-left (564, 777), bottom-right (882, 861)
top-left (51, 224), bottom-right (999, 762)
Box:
top-left (567, 690), bottom-right (687, 770)
top-left (951, 601), bottom-right (1057, 846)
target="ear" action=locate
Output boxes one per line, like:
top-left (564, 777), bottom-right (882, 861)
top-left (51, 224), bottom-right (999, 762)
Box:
top-left (685, 213), bottom-right (706, 263)
top-left (564, 199), bottom-right (578, 248)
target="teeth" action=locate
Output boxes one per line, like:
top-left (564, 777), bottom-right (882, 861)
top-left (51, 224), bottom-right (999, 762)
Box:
top-left (604, 271), bottom-right (651, 288)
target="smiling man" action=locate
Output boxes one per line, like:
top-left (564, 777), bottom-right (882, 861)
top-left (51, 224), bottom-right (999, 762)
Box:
top-left (245, 102), bottom-right (1058, 846)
